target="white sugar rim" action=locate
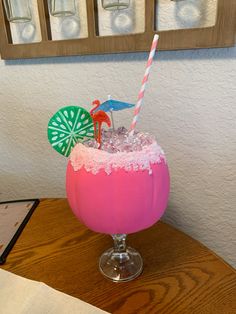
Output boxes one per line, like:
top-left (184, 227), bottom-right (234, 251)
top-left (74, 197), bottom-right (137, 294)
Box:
top-left (69, 141), bottom-right (166, 175)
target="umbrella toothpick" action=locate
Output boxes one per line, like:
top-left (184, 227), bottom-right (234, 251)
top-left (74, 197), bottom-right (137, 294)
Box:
top-left (94, 96), bottom-right (135, 132)
top-left (110, 109), bottom-right (115, 131)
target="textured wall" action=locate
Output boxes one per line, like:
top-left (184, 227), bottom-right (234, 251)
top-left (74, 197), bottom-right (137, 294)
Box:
top-left (1, 46), bottom-right (236, 268)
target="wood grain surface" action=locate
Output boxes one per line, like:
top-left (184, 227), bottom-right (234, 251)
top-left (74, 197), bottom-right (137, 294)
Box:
top-left (1, 199), bottom-right (236, 314)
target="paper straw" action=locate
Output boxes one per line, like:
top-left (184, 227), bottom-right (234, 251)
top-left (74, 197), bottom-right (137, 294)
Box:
top-left (129, 34), bottom-right (159, 136)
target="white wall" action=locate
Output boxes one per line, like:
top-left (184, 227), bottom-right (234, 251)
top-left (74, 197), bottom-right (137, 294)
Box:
top-left (1, 46), bottom-right (236, 268)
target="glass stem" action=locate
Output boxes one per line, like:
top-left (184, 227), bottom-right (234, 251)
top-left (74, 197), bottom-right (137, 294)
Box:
top-left (112, 234), bottom-right (127, 253)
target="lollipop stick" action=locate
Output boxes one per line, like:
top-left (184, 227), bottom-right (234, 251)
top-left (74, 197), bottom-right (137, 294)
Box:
top-left (108, 95), bottom-right (115, 130)
top-left (110, 109), bottom-right (115, 131)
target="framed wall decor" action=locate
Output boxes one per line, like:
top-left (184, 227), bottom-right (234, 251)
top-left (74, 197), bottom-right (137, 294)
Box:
top-left (0, 0), bottom-right (235, 60)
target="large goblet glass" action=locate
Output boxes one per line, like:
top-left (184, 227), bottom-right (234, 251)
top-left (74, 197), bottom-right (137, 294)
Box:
top-left (66, 141), bottom-right (170, 282)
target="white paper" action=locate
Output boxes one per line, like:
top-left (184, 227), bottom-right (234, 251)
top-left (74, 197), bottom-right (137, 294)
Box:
top-left (0, 269), bottom-right (109, 314)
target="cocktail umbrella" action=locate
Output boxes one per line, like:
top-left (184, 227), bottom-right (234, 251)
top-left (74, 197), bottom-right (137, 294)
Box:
top-left (94, 96), bottom-right (135, 129)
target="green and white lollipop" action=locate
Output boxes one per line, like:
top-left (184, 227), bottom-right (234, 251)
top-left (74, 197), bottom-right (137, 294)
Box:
top-left (48, 106), bottom-right (94, 157)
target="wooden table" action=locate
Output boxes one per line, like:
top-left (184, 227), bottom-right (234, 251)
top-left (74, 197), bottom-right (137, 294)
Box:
top-left (1, 199), bottom-right (236, 313)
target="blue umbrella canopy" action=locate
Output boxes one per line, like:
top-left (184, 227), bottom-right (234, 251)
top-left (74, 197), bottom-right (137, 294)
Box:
top-left (94, 99), bottom-right (135, 112)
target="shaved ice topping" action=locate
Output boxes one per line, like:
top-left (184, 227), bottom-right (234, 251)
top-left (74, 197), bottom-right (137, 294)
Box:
top-left (70, 127), bottom-right (166, 175)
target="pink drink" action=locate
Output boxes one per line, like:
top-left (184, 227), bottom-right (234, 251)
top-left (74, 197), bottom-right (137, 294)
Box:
top-left (66, 131), bottom-right (170, 235)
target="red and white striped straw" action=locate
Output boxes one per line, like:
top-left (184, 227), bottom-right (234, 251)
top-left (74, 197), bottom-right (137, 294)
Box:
top-left (129, 34), bottom-right (159, 136)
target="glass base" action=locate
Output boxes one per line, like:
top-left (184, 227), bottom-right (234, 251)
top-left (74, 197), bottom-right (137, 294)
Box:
top-left (9, 17), bottom-right (31, 23)
top-left (102, 5), bottom-right (129, 10)
top-left (99, 245), bottom-right (143, 282)
top-left (102, 0), bottom-right (130, 11)
top-left (51, 11), bottom-right (75, 17)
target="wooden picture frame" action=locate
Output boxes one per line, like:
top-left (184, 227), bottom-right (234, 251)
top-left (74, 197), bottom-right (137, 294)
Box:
top-left (0, 0), bottom-right (235, 60)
